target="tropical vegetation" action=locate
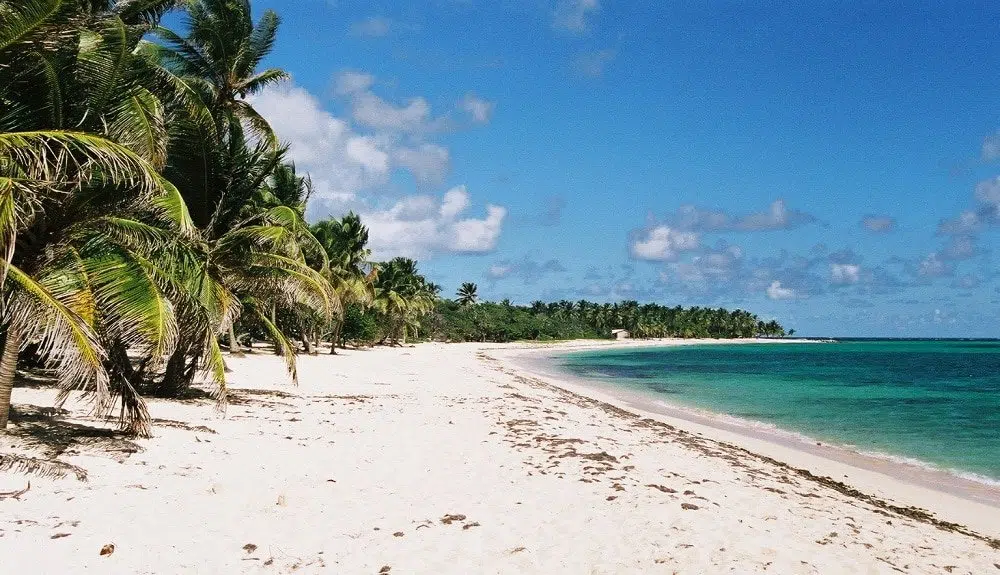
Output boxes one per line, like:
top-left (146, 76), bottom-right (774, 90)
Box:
top-left (0, 0), bottom-right (786, 438)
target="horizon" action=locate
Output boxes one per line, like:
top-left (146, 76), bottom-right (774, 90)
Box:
top-left (212, 1), bottom-right (1000, 338)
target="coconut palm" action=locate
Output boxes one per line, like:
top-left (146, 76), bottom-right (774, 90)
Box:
top-left (311, 212), bottom-right (374, 353)
top-left (151, 0), bottom-right (288, 147)
top-left (456, 282), bottom-right (478, 306)
top-left (0, 0), bottom-right (192, 432)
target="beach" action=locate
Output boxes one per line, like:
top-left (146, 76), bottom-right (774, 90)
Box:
top-left (1, 341), bottom-right (998, 574)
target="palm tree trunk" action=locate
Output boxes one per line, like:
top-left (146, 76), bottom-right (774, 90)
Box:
top-left (0, 327), bottom-right (23, 430)
top-left (329, 319), bottom-right (342, 354)
top-left (228, 323), bottom-right (243, 356)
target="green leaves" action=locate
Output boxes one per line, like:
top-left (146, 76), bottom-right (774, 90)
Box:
top-left (0, 0), bottom-right (61, 52)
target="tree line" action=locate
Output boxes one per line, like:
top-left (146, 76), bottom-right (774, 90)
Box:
top-left (0, 0), bottom-right (785, 437)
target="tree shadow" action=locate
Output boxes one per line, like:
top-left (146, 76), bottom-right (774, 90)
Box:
top-left (2, 404), bottom-right (143, 481)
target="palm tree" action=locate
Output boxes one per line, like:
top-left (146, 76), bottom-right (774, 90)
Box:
top-left (144, 0), bottom-right (334, 395)
top-left (456, 282), bottom-right (478, 306)
top-left (151, 0), bottom-right (288, 147)
top-left (311, 212), bottom-right (373, 354)
top-left (0, 0), bottom-right (192, 433)
top-left (374, 258), bottom-right (435, 344)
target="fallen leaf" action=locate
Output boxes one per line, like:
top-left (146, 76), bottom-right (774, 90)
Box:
top-left (242, 543), bottom-right (257, 554)
top-left (99, 543), bottom-right (115, 557)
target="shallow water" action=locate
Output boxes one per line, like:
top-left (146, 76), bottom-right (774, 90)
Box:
top-left (558, 340), bottom-right (1000, 483)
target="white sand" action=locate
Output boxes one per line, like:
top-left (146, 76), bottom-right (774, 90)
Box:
top-left (1, 341), bottom-right (998, 574)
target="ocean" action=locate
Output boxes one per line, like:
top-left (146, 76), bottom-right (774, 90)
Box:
top-left (556, 339), bottom-right (1000, 484)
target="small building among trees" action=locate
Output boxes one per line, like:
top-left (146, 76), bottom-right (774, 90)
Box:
top-left (612, 329), bottom-right (630, 340)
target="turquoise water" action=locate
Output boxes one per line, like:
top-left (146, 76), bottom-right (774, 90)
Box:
top-left (558, 340), bottom-right (1000, 482)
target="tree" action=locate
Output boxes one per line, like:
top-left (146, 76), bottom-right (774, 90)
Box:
top-left (0, 0), bottom-right (193, 433)
top-left (456, 282), bottom-right (478, 306)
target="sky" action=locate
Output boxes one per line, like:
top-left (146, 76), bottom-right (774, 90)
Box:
top-left (233, 0), bottom-right (1000, 337)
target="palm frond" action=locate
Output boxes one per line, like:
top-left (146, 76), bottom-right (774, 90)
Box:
top-left (4, 264), bottom-right (110, 414)
top-left (251, 303), bottom-right (297, 384)
top-left (0, 131), bottom-right (171, 197)
top-left (0, 0), bottom-right (61, 52)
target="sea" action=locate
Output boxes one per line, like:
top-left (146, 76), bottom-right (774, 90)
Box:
top-left (555, 339), bottom-right (1000, 485)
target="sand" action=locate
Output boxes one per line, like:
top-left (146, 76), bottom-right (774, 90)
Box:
top-left (1, 340), bottom-right (998, 574)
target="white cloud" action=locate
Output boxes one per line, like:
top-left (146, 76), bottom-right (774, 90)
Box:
top-left (983, 130), bottom-right (1000, 161)
top-left (250, 81), bottom-right (507, 259)
top-left (766, 280), bottom-right (798, 300)
top-left (486, 256), bottom-right (566, 283)
top-left (553, 0), bottom-right (599, 32)
top-left (351, 17), bottom-right (393, 38)
top-left (364, 186), bottom-right (507, 259)
top-left (860, 215), bottom-right (895, 233)
top-left (394, 144), bottom-right (450, 185)
top-left (248, 83), bottom-right (392, 203)
top-left (574, 49), bottom-right (616, 78)
top-left (335, 70), bottom-right (375, 95)
top-left (332, 70), bottom-right (454, 135)
top-left (668, 199), bottom-right (817, 232)
top-left (630, 225), bottom-right (700, 261)
top-left (916, 253), bottom-right (952, 278)
top-left (461, 93), bottom-right (495, 123)
top-left (975, 176), bottom-right (1000, 211)
top-left (830, 263), bottom-right (861, 285)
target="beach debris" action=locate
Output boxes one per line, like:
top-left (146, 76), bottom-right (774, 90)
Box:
top-left (378, 566), bottom-right (391, 573)
top-left (646, 484), bottom-right (677, 494)
top-left (50, 533), bottom-right (71, 539)
top-left (683, 490), bottom-right (695, 495)
top-left (242, 543), bottom-right (257, 554)
top-left (440, 514), bottom-right (466, 525)
top-left (462, 522), bottom-right (480, 530)
top-left (0, 482), bottom-right (30, 500)
top-left (606, 496), bottom-right (617, 501)
top-left (99, 543), bottom-right (115, 556)
top-left (276, 495), bottom-right (287, 506)
top-left (509, 546), bottom-right (527, 554)
top-left (263, 558), bottom-right (273, 566)
top-left (393, 531), bottom-right (404, 537)
top-left (680, 503), bottom-right (699, 510)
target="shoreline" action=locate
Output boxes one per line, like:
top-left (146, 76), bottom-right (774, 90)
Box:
top-left (3, 341), bottom-right (999, 572)
top-left (487, 338), bottom-right (1000, 537)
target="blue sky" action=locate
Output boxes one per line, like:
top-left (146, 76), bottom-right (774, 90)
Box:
top-left (237, 0), bottom-right (1000, 337)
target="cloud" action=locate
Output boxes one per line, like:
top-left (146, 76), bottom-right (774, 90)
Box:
top-left (668, 199), bottom-right (817, 233)
top-left (766, 280), bottom-right (798, 300)
top-left (334, 70), bottom-right (375, 95)
top-left (350, 17), bottom-right (417, 38)
top-left (537, 196), bottom-right (566, 226)
top-left (952, 274), bottom-right (981, 289)
top-left (461, 93), bottom-right (495, 123)
top-left (983, 130), bottom-right (1000, 161)
top-left (249, 83), bottom-right (392, 203)
top-left (394, 143), bottom-right (450, 185)
top-left (334, 70), bottom-right (450, 134)
top-left (574, 49), bottom-right (616, 78)
top-left (553, 0), bottom-right (599, 32)
top-left (937, 210), bottom-right (982, 236)
top-left (363, 186), bottom-right (507, 259)
top-left (351, 17), bottom-right (393, 38)
top-left (250, 81), bottom-right (507, 258)
top-left (940, 234), bottom-right (977, 261)
top-left (860, 215), bottom-right (896, 233)
top-left (630, 225), bottom-right (700, 261)
top-left (830, 263), bottom-right (861, 285)
top-left (914, 253), bottom-right (954, 279)
top-left (486, 256), bottom-right (567, 284)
